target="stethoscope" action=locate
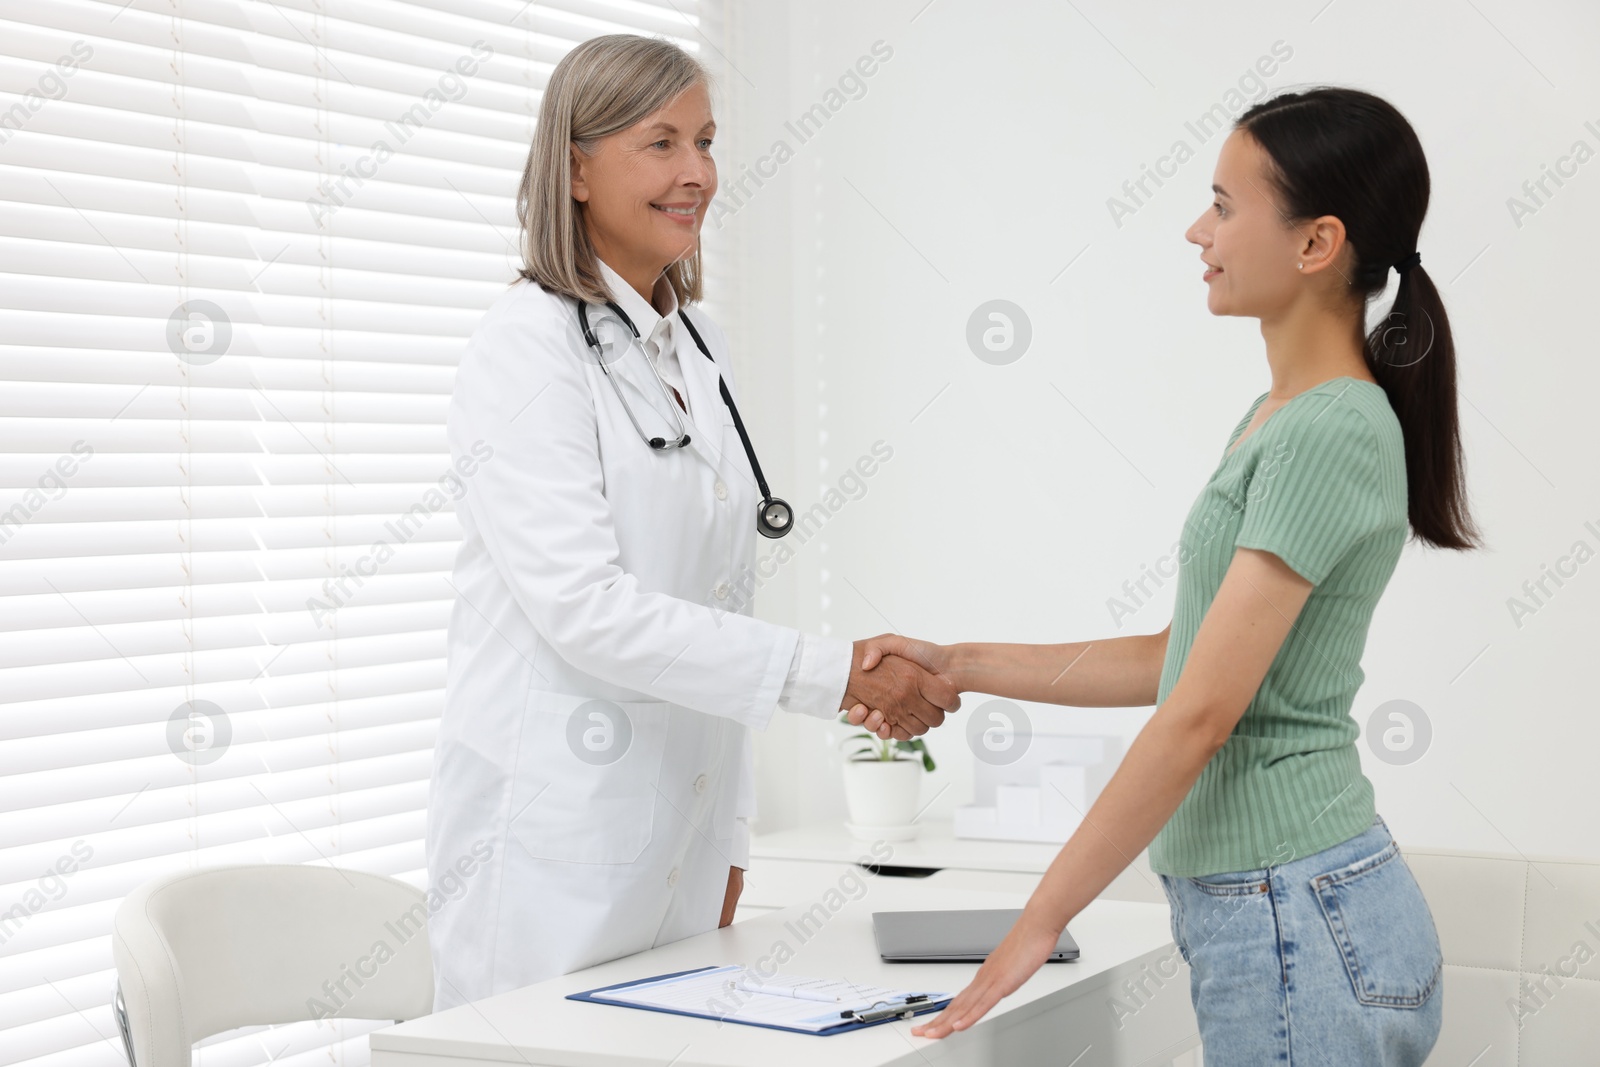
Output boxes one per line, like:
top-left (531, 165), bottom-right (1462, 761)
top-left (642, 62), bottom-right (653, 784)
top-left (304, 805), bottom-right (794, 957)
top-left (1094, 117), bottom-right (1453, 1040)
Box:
top-left (577, 298), bottom-right (793, 539)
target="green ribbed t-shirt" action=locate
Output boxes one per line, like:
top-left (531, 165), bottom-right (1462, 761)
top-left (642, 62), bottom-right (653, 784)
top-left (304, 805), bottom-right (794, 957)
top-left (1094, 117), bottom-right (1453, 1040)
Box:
top-left (1147, 376), bottom-right (1409, 878)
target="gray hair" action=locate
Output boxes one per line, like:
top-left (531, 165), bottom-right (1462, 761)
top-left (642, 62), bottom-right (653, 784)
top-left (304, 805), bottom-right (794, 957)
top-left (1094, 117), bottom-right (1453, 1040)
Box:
top-left (515, 34), bottom-right (712, 305)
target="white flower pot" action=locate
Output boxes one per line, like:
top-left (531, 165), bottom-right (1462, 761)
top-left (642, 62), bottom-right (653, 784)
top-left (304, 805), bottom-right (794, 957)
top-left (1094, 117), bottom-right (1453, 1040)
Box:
top-left (841, 757), bottom-right (923, 840)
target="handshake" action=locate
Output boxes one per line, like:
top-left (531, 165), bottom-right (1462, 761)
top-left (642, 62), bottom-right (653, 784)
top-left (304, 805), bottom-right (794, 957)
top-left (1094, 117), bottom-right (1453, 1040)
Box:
top-left (841, 633), bottom-right (959, 741)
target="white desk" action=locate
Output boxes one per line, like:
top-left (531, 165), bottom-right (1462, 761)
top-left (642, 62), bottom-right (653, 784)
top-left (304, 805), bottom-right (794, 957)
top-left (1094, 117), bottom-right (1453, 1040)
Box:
top-left (370, 878), bottom-right (1199, 1067)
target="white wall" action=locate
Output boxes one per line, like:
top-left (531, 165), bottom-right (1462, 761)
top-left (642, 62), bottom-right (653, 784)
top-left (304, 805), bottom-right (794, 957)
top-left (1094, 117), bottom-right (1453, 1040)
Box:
top-left (717, 0), bottom-right (1600, 862)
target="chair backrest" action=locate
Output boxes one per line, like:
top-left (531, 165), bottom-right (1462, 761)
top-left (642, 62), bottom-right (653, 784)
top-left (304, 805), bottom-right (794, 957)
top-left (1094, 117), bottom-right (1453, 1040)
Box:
top-left (1404, 847), bottom-right (1600, 1065)
top-left (112, 864), bottom-right (433, 1067)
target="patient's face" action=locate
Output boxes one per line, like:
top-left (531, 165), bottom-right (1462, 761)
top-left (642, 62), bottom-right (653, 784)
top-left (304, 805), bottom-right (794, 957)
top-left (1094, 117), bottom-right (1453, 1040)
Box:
top-left (1185, 130), bottom-right (1304, 321)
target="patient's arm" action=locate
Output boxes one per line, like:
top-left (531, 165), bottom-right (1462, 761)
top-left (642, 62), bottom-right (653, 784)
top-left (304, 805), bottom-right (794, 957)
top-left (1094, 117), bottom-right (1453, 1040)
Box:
top-left (847, 624), bottom-right (1170, 738)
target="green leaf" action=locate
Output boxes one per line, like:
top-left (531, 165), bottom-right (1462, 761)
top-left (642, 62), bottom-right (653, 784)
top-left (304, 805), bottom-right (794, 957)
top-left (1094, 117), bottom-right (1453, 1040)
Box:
top-left (891, 737), bottom-right (936, 773)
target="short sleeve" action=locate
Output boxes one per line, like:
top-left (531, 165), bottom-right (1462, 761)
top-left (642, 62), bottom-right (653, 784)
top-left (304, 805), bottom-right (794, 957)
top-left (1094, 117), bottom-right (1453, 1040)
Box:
top-left (1232, 400), bottom-right (1387, 585)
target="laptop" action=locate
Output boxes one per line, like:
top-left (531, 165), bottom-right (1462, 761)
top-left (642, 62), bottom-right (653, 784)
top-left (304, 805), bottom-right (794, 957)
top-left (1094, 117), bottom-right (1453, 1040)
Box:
top-left (871, 908), bottom-right (1080, 963)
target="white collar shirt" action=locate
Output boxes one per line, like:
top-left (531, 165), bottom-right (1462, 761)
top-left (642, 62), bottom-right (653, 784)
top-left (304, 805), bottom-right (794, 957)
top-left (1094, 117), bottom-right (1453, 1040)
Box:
top-left (597, 258), bottom-right (689, 414)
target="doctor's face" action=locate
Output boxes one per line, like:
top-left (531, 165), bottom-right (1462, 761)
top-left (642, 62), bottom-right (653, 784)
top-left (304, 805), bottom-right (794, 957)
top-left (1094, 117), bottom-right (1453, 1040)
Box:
top-left (571, 82), bottom-right (717, 286)
top-left (1185, 130), bottom-right (1304, 320)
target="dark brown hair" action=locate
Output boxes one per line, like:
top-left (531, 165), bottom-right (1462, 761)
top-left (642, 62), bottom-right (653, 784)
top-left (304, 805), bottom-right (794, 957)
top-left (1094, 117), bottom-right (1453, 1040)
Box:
top-left (1237, 87), bottom-right (1482, 551)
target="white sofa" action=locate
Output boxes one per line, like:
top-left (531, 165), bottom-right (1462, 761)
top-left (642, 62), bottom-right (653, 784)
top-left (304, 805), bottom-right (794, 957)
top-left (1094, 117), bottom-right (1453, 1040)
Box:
top-left (1404, 847), bottom-right (1599, 1065)
top-left (825, 844), bottom-right (1600, 1065)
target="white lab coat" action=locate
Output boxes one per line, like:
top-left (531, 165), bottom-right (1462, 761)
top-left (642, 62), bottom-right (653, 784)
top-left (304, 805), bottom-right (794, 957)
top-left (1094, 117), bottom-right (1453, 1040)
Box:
top-left (426, 273), bottom-right (810, 1012)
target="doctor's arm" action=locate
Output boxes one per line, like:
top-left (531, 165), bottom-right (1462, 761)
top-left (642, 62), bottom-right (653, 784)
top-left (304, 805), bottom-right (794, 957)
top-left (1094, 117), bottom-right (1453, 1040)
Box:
top-left (686, 310), bottom-right (959, 736)
top-left (452, 302), bottom-right (951, 733)
top-left (909, 546), bottom-right (1312, 1037)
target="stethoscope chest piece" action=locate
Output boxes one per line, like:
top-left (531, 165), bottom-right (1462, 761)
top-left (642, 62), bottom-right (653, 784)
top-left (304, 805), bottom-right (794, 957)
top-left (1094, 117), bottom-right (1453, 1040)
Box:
top-left (757, 496), bottom-right (793, 539)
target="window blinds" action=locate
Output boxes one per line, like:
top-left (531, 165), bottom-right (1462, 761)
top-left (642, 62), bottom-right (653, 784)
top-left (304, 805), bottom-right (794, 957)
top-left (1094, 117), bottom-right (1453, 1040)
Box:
top-left (0, 2), bottom-right (718, 1065)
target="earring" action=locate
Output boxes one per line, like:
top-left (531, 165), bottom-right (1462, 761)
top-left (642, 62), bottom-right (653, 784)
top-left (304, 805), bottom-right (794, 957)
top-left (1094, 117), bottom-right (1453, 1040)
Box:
top-left (1297, 263), bottom-right (1303, 269)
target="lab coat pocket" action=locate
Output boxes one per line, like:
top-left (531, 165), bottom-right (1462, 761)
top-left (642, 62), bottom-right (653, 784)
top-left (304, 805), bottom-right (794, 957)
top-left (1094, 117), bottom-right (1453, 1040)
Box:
top-left (509, 690), bottom-right (671, 865)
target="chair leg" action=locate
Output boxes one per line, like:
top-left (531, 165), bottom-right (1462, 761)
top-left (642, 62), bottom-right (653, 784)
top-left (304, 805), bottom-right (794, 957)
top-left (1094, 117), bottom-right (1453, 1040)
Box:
top-left (113, 982), bottom-right (136, 1067)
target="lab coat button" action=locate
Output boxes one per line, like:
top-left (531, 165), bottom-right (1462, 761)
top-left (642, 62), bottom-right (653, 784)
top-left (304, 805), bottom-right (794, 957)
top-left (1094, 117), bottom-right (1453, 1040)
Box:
top-left (714, 481), bottom-right (728, 500)
top-left (713, 582), bottom-right (731, 600)
top-left (667, 867), bottom-right (680, 887)
top-left (694, 774), bottom-right (709, 794)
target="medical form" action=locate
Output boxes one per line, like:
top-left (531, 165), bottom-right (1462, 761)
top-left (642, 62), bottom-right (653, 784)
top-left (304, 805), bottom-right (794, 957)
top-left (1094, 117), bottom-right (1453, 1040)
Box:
top-left (583, 964), bottom-right (951, 1033)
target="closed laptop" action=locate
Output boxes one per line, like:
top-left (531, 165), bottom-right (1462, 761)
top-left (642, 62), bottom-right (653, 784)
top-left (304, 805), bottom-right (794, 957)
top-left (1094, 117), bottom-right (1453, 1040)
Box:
top-left (872, 908), bottom-right (1080, 963)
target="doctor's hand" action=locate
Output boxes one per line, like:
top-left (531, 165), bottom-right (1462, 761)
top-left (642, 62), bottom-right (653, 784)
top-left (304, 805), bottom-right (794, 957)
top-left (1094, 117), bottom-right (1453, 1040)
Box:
top-left (842, 636), bottom-right (960, 740)
top-left (848, 634), bottom-right (958, 740)
top-left (719, 866), bottom-right (743, 928)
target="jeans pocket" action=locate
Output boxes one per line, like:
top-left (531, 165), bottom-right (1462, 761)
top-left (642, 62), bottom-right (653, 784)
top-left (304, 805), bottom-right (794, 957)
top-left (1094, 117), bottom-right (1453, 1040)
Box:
top-left (1187, 866), bottom-right (1271, 898)
top-left (1311, 841), bottom-right (1443, 1008)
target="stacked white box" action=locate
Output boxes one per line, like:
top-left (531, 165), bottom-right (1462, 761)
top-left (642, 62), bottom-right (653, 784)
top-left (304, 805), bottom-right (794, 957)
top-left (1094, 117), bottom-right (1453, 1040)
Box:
top-left (995, 784), bottom-right (1040, 826)
top-left (954, 730), bottom-right (1125, 843)
top-left (1038, 762), bottom-right (1088, 825)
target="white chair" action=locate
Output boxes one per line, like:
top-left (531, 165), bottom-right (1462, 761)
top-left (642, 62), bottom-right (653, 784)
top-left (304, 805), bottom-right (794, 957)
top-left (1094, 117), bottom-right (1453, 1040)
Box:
top-left (111, 864), bottom-right (434, 1067)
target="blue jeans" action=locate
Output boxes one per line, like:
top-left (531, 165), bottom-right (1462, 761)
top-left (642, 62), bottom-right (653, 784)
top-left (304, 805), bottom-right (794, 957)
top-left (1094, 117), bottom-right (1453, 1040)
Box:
top-left (1158, 815), bottom-right (1443, 1064)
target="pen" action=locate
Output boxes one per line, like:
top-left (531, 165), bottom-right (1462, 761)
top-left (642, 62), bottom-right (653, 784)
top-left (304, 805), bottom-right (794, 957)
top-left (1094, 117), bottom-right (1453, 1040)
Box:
top-left (840, 995), bottom-right (930, 1023)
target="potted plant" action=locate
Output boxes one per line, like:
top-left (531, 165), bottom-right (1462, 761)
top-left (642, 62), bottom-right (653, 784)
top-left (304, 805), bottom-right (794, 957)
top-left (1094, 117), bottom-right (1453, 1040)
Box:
top-left (837, 712), bottom-right (935, 840)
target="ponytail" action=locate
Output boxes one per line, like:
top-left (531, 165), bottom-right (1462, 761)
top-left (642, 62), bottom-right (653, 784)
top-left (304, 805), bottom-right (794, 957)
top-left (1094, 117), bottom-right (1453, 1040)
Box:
top-left (1366, 258), bottom-right (1480, 549)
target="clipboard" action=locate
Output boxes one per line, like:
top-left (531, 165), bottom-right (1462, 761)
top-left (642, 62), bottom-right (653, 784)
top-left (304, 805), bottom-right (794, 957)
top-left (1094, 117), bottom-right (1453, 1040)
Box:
top-left (566, 965), bottom-right (952, 1036)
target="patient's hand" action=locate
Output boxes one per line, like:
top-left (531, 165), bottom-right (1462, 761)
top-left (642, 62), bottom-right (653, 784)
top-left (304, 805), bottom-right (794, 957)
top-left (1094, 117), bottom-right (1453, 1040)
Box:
top-left (845, 634), bottom-right (960, 740)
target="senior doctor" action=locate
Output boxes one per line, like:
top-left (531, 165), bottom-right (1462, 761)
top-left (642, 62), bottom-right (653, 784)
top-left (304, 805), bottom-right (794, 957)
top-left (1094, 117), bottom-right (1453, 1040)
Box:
top-left (425, 34), bottom-right (958, 1012)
